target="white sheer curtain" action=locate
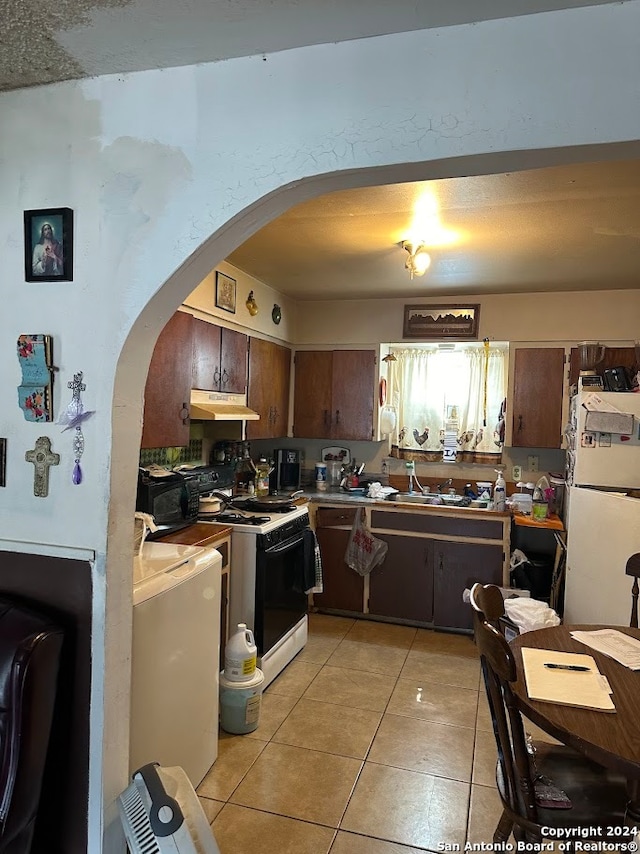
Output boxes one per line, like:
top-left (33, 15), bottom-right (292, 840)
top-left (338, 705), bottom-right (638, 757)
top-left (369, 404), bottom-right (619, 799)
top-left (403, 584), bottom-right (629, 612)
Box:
top-left (388, 344), bottom-right (508, 462)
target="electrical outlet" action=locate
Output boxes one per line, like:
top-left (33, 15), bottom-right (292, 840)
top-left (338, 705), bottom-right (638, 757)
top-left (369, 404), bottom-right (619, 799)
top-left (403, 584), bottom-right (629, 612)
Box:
top-left (527, 455), bottom-right (539, 473)
top-left (512, 465), bottom-right (522, 482)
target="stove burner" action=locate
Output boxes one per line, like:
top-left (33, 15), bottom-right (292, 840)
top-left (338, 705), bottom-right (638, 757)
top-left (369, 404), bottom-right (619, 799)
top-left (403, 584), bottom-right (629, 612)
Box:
top-left (231, 500), bottom-right (297, 514)
top-left (207, 513), bottom-right (272, 525)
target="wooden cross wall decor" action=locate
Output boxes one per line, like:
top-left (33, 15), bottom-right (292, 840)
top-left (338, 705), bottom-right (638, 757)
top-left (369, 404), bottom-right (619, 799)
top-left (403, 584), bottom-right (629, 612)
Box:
top-left (25, 436), bottom-right (60, 497)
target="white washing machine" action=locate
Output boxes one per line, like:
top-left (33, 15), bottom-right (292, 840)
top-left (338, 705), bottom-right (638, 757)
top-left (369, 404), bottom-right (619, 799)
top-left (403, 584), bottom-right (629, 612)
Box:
top-left (130, 542), bottom-right (221, 787)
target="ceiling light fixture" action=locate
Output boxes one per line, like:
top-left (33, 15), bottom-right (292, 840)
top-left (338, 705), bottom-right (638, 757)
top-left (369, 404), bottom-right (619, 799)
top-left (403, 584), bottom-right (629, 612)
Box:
top-left (402, 240), bottom-right (431, 279)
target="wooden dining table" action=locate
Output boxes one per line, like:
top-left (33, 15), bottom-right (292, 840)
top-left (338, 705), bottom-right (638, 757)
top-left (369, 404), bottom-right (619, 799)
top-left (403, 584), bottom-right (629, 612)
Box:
top-left (511, 624), bottom-right (640, 819)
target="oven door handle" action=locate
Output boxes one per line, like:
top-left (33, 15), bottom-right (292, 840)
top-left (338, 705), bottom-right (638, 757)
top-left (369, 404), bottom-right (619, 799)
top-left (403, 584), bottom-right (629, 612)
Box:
top-left (264, 534), bottom-right (305, 555)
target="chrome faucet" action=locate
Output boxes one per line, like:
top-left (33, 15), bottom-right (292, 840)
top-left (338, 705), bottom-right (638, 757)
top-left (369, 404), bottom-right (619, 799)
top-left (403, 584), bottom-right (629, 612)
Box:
top-left (437, 478), bottom-right (453, 494)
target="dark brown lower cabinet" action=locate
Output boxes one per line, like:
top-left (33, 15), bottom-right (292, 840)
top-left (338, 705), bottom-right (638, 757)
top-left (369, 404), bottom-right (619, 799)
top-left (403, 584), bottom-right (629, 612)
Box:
top-left (368, 534), bottom-right (434, 622)
top-left (433, 541), bottom-right (503, 631)
top-left (314, 526), bottom-right (364, 612)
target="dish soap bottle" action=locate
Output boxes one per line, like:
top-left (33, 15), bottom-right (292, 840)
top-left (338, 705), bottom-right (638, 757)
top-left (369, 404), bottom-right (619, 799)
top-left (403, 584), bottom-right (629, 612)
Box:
top-left (494, 469), bottom-right (506, 512)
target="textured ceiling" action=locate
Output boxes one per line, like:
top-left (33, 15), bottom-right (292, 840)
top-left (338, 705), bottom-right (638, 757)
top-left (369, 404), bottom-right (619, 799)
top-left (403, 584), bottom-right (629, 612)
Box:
top-left (3, 1), bottom-right (637, 301)
top-left (0, 0), bottom-right (625, 93)
top-left (228, 158), bottom-right (640, 300)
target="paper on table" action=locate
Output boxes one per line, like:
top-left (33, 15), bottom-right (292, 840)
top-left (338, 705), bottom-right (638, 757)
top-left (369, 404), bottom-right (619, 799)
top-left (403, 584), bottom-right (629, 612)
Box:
top-left (570, 629), bottom-right (640, 670)
top-left (521, 648), bottom-right (615, 712)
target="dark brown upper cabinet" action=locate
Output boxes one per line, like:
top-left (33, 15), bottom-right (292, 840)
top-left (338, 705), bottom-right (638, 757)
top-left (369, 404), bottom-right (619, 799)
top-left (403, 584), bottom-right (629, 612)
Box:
top-left (246, 337), bottom-right (291, 440)
top-left (511, 347), bottom-right (565, 448)
top-left (192, 317), bottom-right (248, 394)
top-left (141, 311), bottom-right (194, 448)
top-left (293, 350), bottom-right (376, 440)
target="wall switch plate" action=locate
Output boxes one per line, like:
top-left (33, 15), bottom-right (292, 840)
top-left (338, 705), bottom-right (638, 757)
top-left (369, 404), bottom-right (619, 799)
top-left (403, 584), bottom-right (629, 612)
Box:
top-left (512, 465), bottom-right (522, 482)
top-left (527, 455), bottom-right (539, 472)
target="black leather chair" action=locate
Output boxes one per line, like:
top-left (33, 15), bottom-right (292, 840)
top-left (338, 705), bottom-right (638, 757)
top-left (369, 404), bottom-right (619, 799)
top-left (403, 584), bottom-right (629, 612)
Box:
top-left (470, 583), bottom-right (630, 843)
top-left (0, 597), bottom-right (64, 853)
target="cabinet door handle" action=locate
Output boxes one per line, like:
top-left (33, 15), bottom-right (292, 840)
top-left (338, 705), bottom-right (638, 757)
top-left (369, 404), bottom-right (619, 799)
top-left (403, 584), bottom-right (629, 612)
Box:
top-left (221, 369), bottom-right (229, 387)
top-left (335, 409), bottom-right (341, 424)
top-left (179, 403), bottom-right (190, 425)
top-left (324, 409), bottom-right (330, 426)
top-left (214, 368), bottom-right (221, 386)
top-left (518, 414), bottom-right (523, 432)
top-left (273, 406), bottom-right (278, 423)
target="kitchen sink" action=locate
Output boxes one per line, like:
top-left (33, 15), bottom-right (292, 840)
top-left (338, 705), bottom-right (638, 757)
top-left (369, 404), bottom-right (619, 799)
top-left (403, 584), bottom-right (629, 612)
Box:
top-left (390, 492), bottom-right (466, 506)
top-left (390, 493), bottom-right (432, 504)
top-left (388, 493), bottom-right (490, 510)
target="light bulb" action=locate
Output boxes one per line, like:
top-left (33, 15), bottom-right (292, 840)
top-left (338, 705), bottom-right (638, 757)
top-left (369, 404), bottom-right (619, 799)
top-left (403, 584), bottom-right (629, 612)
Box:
top-left (402, 240), bottom-right (431, 279)
top-left (413, 247), bottom-right (431, 276)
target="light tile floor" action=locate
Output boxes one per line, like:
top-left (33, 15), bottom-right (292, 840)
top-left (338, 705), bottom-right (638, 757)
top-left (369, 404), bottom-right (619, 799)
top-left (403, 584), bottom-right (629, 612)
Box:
top-left (198, 613), bottom-right (538, 853)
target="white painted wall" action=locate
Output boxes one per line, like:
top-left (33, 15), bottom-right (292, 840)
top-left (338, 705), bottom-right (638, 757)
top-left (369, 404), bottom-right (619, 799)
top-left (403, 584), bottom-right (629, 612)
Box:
top-left (294, 290), bottom-right (640, 346)
top-left (2, 3), bottom-right (640, 850)
top-left (184, 261), bottom-right (298, 344)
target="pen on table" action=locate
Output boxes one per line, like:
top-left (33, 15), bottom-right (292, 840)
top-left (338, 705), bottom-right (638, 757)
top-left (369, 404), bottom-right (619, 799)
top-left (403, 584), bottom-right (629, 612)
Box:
top-left (543, 663), bottom-right (590, 671)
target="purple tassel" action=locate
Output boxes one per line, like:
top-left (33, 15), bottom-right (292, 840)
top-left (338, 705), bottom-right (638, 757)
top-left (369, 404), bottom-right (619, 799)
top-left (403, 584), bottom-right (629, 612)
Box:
top-left (72, 462), bottom-right (82, 485)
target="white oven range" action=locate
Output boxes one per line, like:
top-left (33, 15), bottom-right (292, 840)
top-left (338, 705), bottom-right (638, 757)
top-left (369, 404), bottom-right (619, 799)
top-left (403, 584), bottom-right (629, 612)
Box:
top-left (221, 505), bottom-right (310, 688)
top-left (196, 489), bottom-right (310, 688)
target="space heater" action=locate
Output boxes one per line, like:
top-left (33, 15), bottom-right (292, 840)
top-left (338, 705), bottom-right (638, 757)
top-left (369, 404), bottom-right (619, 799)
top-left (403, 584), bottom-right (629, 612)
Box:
top-left (118, 763), bottom-right (221, 854)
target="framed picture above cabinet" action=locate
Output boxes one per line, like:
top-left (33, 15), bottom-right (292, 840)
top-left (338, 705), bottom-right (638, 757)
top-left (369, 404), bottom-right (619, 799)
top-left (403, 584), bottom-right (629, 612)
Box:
top-left (215, 271), bottom-right (236, 313)
top-left (403, 304), bottom-right (479, 340)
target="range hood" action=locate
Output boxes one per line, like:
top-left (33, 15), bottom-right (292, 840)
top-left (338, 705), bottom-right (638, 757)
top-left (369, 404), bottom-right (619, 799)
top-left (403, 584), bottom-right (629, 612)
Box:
top-left (189, 390), bottom-right (260, 421)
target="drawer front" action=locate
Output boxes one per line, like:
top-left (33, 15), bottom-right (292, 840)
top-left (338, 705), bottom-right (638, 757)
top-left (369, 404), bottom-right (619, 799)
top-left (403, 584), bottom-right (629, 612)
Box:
top-left (316, 506), bottom-right (358, 528)
top-left (370, 509), bottom-right (504, 539)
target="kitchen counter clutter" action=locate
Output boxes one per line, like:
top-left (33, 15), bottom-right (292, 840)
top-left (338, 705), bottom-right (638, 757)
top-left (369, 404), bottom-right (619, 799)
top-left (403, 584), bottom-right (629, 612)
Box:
top-left (299, 485), bottom-right (511, 513)
top-left (303, 487), bottom-right (511, 633)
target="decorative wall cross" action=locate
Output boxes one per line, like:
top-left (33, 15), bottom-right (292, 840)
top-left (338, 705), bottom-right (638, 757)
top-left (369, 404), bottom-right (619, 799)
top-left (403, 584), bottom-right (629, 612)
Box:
top-left (68, 371), bottom-right (85, 400)
top-left (25, 436), bottom-right (60, 497)
top-left (59, 371), bottom-right (94, 485)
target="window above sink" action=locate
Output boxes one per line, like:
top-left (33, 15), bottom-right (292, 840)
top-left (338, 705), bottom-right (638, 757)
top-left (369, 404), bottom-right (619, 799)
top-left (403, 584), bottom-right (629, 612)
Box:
top-left (383, 341), bottom-right (509, 467)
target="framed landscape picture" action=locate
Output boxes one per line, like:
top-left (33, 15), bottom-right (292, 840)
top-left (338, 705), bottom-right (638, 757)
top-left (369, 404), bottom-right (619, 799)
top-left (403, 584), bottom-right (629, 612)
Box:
top-left (403, 304), bottom-right (480, 340)
top-left (24, 207), bottom-right (73, 282)
top-left (215, 271), bottom-right (236, 313)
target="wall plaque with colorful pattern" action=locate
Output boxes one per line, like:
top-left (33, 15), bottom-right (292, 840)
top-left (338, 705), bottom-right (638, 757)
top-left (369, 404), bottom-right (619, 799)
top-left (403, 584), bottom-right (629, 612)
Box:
top-left (17, 334), bottom-right (54, 421)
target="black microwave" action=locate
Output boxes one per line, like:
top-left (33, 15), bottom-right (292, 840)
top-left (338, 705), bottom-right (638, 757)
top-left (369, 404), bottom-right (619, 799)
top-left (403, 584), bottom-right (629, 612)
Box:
top-left (136, 469), bottom-right (200, 537)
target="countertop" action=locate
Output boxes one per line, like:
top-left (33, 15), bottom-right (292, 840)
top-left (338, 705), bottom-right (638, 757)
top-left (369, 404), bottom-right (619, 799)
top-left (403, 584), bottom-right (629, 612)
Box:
top-left (154, 522), bottom-right (232, 547)
top-left (297, 487), bottom-right (511, 518)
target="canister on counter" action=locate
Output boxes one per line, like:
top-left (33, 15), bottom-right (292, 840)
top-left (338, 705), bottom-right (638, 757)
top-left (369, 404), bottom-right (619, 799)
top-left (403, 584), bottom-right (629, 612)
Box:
top-left (532, 500), bottom-right (549, 521)
top-left (315, 462), bottom-right (327, 491)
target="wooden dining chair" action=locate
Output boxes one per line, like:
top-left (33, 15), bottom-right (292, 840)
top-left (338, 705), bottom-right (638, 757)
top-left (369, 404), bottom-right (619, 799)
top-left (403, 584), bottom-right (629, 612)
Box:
top-left (470, 583), bottom-right (630, 843)
top-left (626, 553), bottom-right (640, 629)
top-left (550, 532), bottom-right (567, 618)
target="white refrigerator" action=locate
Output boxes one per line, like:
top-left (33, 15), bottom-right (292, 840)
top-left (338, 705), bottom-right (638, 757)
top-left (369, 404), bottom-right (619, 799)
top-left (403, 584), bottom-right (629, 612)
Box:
top-left (564, 391), bottom-right (640, 626)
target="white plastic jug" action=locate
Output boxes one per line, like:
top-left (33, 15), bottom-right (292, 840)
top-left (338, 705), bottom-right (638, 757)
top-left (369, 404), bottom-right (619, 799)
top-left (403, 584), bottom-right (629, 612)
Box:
top-left (224, 623), bottom-right (257, 682)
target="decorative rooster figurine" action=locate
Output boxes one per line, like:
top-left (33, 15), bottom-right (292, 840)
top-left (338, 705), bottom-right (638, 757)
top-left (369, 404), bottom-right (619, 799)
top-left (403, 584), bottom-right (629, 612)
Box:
top-left (412, 427), bottom-right (429, 446)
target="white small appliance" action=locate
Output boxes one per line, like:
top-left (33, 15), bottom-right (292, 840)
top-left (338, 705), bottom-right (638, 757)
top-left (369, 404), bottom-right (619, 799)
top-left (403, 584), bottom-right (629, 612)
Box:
top-left (118, 763), bottom-right (221, 853)
top-left (564, 391), bottom-right (640, 626)
top-left (130, 542), bottom-right (222, 787)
